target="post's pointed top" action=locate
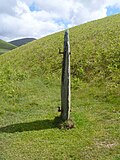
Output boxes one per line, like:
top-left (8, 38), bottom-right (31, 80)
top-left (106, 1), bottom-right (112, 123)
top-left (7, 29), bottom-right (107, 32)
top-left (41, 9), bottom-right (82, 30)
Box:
top-left (64, 29), bottom-right (69, 41)
top-left (65, 29), bottom-right (69, 34)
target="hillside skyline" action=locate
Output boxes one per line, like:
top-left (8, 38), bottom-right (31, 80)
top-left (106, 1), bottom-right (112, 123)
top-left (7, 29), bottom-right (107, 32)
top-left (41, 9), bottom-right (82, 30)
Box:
top-left (0, 0), bottom-right (120, 41)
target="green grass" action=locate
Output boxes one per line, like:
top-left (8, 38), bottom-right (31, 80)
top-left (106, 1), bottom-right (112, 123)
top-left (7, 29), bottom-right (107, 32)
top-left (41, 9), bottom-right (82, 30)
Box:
top-left (0, 39), bottom-right (16, 55)
top-left (0, 14), bottom-right (120, 160)
top-left (0, 78), bottom-right (119, 160)
top-left (0, 49), bottom-right (9, 55)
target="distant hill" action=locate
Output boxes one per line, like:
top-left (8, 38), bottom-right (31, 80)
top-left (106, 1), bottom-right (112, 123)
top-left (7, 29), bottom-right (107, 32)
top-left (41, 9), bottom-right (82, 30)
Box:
top-left (0, 39), bottom-right (16, 55)
top-left (9, 38), bottom-right (36, 47)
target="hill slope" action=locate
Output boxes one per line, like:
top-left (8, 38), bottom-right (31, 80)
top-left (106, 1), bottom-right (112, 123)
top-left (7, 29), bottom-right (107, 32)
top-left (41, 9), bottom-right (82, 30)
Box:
top-left (0, 14), bottom-right (119, 99)
top-left (0, 14), bottom-right (120, 160)
top-left (9, 38), bottom-right (36, 47)
top-left (0, 39), bottom-right (16, 55)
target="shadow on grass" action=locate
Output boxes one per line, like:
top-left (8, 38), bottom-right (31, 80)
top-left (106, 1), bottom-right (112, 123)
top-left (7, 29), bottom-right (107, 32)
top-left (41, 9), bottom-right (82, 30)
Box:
top-left (0, 119), bottom-right (57, 133)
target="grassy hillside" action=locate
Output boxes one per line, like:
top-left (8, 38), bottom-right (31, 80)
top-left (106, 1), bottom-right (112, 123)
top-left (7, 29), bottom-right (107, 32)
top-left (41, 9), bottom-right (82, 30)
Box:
top-left (9, 38), bottom-right (36, 47)
top-left (0, 39), bottom-right (17, 55)
top-left (0, 14), bottom-right (120, 160)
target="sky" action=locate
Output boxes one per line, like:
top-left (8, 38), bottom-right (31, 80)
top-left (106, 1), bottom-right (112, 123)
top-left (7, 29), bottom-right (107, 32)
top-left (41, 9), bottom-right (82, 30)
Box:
top-left (0, 0), bottom-right (120, 41)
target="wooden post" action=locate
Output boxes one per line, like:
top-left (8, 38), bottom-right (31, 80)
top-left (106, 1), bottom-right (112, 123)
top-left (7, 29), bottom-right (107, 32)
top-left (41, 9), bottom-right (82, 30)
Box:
top-left (60, 30), bottom-right (71, 121)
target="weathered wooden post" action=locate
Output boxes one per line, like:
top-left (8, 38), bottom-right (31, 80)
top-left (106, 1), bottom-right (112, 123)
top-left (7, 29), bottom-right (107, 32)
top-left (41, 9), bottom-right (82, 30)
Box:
top-left (59, 30), bottom-right (74, 129)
